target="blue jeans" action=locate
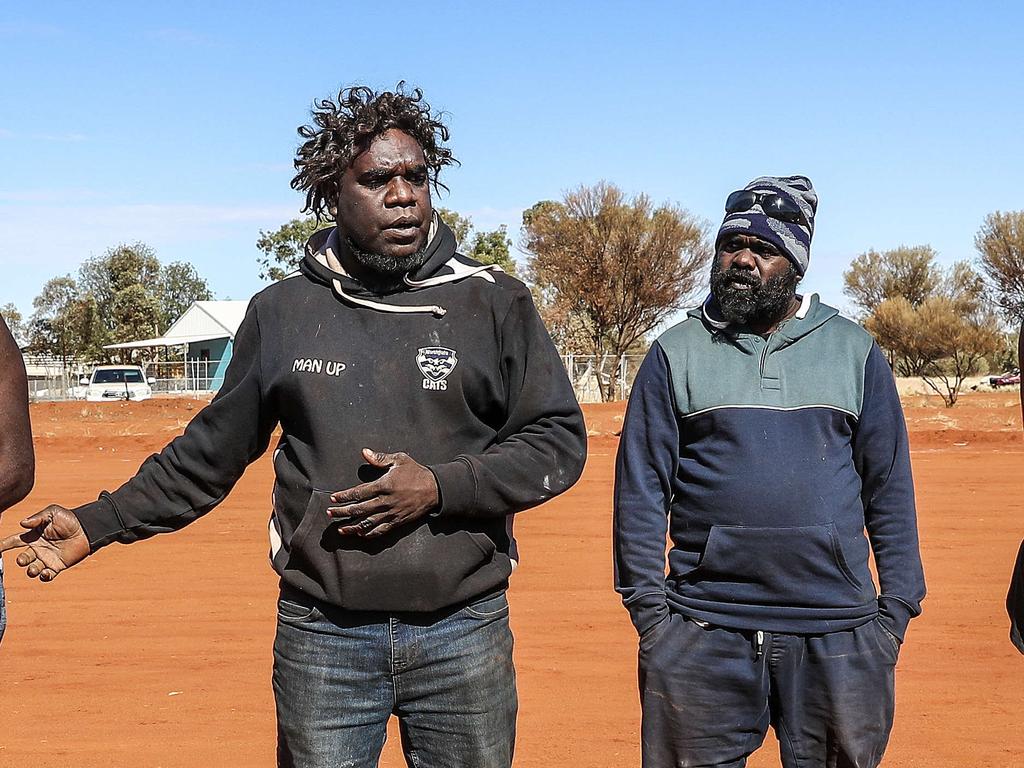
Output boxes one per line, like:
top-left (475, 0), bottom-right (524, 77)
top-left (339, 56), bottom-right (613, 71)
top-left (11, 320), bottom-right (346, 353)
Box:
top-left (639, 614), bottom-right (899, 768)
top-left (273, 588), bottom-right (517, 768)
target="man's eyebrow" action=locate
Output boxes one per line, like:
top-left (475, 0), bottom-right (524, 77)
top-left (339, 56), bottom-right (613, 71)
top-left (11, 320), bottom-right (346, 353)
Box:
top-left (359, 168), bottom-right (394, 183)
top-left (359, 163), bottom-right (429, 182)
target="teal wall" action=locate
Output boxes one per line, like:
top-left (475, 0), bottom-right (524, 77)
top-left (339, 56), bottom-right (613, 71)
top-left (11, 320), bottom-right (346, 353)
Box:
top-left (186, 337), bottom-right (233, 391)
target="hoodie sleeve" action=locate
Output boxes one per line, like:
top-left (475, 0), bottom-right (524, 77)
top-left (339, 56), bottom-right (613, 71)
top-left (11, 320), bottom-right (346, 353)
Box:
top-left (428, 288), bottom-right (586, 518)
top-left (613, 342), bottom-right (677, 636)
top-left (854, 342), bottom-right (926, 641)
top-left (73, 298), bottom-right (278, 551)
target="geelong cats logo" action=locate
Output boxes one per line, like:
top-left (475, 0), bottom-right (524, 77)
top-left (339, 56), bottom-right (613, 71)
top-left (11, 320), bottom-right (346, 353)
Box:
top-left (416, 347), bottom-right (458, 391)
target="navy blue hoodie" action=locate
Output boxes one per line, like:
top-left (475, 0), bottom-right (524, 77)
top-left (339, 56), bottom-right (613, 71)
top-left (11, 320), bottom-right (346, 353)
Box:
top-left (614, 294), bottom-right (925, 640)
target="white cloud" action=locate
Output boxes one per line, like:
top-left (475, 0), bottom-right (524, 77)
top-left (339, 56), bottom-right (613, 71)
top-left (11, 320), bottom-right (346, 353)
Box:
top-left (0, 188), bottom-right (108, 203)
top-left (0, 201), bottom-right (301, 270)
top-left (0, 129), bottom-right (88, 143)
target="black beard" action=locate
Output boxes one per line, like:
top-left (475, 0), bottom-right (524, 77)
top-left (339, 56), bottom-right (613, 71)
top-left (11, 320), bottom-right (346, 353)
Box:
top-left (710, 258), bottom-right (801, 328)
top-left (345, 237), bottom-right (430, 292)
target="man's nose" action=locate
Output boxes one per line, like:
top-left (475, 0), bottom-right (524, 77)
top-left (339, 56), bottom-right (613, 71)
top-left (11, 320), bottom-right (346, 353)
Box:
top-left (385, 177), bottom-right (416, 207)
top-left (730, 249), bottom-right (757, 270)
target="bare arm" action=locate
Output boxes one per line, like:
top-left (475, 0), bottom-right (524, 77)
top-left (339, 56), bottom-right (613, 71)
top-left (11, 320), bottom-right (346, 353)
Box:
top-left (0, 317), bottom-right (33, 512)
top-left (1018, 319), bottom-right (1023, 430)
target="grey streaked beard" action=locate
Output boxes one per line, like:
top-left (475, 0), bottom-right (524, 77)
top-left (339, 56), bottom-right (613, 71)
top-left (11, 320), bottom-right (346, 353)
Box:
top-left (346, 237), bottom-right (430, 292)
top-left (709, 257), bottom-right (800, 328)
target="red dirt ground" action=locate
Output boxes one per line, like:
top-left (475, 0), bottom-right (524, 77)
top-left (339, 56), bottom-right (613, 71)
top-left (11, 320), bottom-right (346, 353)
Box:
top-left (1, 392), bottom-right (1022, 766)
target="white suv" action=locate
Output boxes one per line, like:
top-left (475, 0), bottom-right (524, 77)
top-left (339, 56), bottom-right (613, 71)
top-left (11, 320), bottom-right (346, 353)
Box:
top-left (81, 365), bottom-right (155, 402)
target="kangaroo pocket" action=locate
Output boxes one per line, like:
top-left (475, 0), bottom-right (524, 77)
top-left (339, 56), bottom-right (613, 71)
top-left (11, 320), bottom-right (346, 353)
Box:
top-left (283, 489), bottom-right (509, 611)
top-left (678, 523), bottom-right (873, 609)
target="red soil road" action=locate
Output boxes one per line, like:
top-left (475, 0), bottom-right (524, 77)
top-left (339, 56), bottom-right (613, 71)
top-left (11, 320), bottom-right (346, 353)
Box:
top-left (0, 393), bottom-right (1022, 767)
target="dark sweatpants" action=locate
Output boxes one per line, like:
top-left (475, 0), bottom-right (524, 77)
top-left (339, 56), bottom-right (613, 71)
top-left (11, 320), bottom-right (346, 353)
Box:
top-left (638, 613), bottom-right (899, 768)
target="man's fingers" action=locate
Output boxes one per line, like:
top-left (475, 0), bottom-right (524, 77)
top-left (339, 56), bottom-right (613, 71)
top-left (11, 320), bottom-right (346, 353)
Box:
top-left (0, 530), bottom-right (38, 552)
top-left (337, 513), bottom-right (391, 537)
top-left (363, 519), bottom-right (395, 539)
top-left (39, 568), bottom-right (58, 582)
top-left (362, 448), bottom-right (403, 468)
top-left (326, 498), bottom-right (387, 519)
top-left (331, 480), bottom-right (387, 505)
top-left (16, 548), bottom-right (38, 567)
top-left (20, 508), bottom-right (56, 529)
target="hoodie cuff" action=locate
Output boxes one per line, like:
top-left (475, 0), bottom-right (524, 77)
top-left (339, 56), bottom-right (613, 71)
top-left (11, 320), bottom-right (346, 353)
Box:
top-left (73, 494), bottom-right (126, 553)
top-left (427, 458), bottom-right (477, 518)
top-left (877, 595), bottom-right (917, 642)
top-left (626, 593), bottom-right (670, 637)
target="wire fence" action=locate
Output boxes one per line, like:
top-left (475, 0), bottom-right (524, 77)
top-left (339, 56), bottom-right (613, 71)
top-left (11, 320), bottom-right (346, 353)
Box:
top-left (145, 360), bottom-right (223, 394)
top-left (561, 354), bottom-right (645, 402)
top-left (25, 355), bottom-right (646, 403)
top-left (24, 357), bottom-right (225, 402)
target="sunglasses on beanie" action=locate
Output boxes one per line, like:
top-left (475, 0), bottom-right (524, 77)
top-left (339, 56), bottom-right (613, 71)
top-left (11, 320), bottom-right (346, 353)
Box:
top-left (725, 190), bottom-right (809, 227)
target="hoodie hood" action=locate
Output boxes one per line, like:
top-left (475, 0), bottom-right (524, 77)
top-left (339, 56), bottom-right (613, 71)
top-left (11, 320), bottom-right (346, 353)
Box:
top-left (691, 292), bottom-right (838, 349)
top-left (300, 216), bottom-right (503, 316)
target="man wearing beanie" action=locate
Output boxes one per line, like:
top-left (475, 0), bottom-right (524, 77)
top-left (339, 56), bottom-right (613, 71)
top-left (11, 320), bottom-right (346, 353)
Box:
top-left (614, 176), bottom-right (925, 767)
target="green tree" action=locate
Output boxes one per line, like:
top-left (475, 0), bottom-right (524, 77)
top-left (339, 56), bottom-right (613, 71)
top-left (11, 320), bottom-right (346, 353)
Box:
top-left (436, 208), bottom-right (473, 246)
top-left (29, 276), bottom-right (80, 364)
top-left (76, 243), bottom-right (177, 358)
top-left (66, 294), bottom-right (107, 362)
top-left (522, 182), bottom-right (709, 401)
top-left (28, 242), bottom-right (213, 364)
top-left (159, 261), bottom-right (213, 328)
top-left (109, 284), bottom-right (161, 359)
top-left (436, 208), bottom-right (516, 275)
top-left (79, 243), bottom-right (162, 324)
top-left (0, 303), bottom-right (25, 346)
top-left (975, 210), bottom-right (1024, 323)
top-left (468, 225), bottom-right (515, 274)
top-left (257, 216), bottom-right (328, 281)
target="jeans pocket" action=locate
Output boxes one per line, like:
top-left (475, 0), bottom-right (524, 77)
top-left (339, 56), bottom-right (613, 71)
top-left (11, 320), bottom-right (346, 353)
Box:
top-left (463, 590), bottom-right (509, 620)
top-left (639, 613), bottom-right (677, 654)
top-left (277, 595), bottom-right (321, 624)
top-left (872, 618), bottom-right (901, 660)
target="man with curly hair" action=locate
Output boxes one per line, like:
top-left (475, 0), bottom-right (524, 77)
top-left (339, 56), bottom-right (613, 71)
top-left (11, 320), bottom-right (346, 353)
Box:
top-left (8, 84), bottom-right (586, 767)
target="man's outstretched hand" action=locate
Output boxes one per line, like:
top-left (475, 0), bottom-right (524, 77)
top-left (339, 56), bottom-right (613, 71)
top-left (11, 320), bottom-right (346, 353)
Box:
top-left (327, 449), bottom-right (440, 538)
top-left (0, 505), bottom-right (91, 581)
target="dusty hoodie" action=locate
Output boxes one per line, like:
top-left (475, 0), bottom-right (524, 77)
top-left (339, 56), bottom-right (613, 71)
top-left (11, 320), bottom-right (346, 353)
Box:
top-left (73, 220), bottom-right (587, 612)
top-left (614, 294), bottom-right (925, 640)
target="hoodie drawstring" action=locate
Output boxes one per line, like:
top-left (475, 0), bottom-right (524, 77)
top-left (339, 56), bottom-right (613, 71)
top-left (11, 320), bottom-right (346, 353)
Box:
top-left (331, 279), bottom-right (447, 317)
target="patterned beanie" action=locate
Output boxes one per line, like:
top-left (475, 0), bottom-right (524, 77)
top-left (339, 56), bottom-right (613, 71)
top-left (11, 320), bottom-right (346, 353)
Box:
top-left (715, 175), bottom-right (817, 275)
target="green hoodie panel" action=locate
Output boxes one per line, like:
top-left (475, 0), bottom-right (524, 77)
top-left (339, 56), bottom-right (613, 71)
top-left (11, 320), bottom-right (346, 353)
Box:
top-left (658, 295), bottom-right (873, 419)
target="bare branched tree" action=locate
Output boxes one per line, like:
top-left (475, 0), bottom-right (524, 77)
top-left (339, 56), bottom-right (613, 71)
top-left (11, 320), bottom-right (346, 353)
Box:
top-left (843, 245), bottom-right (943, 316)
top-left (522, 182), bottom-right (709, 401)
top-left (864, 261), bottom-right (1002, 407)
top-left (975, 210), bottom-right (1024, 323)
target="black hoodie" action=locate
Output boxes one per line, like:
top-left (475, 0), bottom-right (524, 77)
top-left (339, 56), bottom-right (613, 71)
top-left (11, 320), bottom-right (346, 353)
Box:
top-left (73, 220), bottom-right (587, 612)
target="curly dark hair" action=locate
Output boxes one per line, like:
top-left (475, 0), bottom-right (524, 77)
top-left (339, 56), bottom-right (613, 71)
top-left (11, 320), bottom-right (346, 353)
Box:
top-left (291, 83), bottom-right (457, 222)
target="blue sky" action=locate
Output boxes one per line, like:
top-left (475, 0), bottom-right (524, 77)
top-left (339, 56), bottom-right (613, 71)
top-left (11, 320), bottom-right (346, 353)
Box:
top-left (2, 1), bottom-right (1022, 328)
